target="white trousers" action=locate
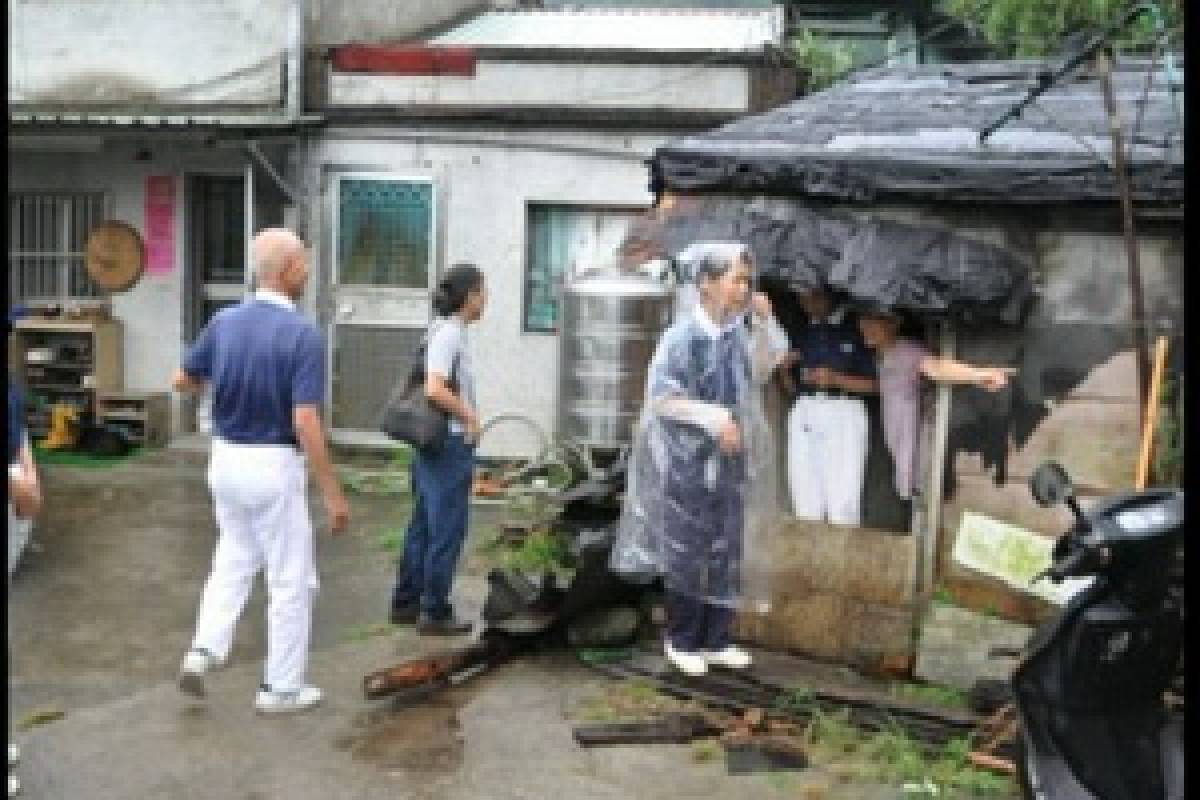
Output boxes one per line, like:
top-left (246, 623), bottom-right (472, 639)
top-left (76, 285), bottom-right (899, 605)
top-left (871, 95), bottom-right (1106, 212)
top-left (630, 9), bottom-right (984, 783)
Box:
top-left (787, 395), bottom-right (869, 526)
top-left (191, 439), bottom-right (318, 691)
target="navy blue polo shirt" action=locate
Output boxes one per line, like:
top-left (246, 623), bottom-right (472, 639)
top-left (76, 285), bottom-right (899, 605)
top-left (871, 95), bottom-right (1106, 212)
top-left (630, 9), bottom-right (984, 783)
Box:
top-left (789, 307), bottom-right (876, 391)
top-left (9, 378), bottom-right (24, 465)
top-left (183, 293), bottom-right (325, 446)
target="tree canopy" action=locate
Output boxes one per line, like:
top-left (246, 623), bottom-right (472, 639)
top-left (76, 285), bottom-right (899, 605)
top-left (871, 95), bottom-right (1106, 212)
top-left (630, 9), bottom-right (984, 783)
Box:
top-left (940, 0), bottom-right (1182, 57)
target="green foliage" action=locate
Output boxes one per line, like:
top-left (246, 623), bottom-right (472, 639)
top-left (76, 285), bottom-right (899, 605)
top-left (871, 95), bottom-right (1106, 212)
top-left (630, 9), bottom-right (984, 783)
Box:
top-left (341, 621), bottom-right (394, 642)
top-left (940, 0), bottom-right (1182, 58)
top-left (376, 526), bottom-right (404, 554)
top-left (1153, 375), bottom-right (1183, 487)
top-left (890, 682), bottom-right (970, 710)
top-left (802, 708), bottom-right (1017, 796)
top-left (772, 685), bottom-right (819, 716)
top-left (490, 529), bottom-right (575, 580)
top-left (790, 29), bottom-right (858, 92)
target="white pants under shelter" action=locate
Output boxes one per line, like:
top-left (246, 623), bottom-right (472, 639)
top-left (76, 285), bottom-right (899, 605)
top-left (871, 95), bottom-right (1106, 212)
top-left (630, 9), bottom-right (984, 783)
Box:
top-left (787, 394), bottom-right (869, 526)
top-left (191, 439), bottom-right (318, 691)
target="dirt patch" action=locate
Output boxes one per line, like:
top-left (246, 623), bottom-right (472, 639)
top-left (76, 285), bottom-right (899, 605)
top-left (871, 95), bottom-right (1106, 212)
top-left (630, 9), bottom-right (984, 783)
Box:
top-left (335, 694), bottom-right (469, 774)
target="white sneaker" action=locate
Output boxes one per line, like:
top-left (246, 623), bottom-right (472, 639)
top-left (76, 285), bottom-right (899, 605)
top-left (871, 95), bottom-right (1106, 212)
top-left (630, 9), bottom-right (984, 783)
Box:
top-left (705, 645), bottom-right (752, 670)
top-left (7, 744), bottom-right (17, 767)
top-left (177, 648), bottom-right (224, 698)
top-left (8, 773), bottom-right (19, 797)
top-left (254, 685), bottom-right (323, 715)
top-left (664, 640), bottom-right (708, 676)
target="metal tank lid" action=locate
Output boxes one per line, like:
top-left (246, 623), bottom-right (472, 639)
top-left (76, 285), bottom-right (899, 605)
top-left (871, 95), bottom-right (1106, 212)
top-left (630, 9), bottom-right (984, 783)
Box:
top-left (565, 267), bottom-right (671, 297)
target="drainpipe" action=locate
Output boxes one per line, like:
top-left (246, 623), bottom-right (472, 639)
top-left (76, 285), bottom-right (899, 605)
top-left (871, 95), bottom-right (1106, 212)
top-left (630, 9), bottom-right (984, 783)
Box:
top-left (288, 0), bottom-right (306, 122)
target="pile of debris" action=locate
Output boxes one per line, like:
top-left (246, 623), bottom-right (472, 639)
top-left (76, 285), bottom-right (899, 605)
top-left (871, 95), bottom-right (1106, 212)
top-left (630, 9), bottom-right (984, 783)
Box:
top-left (362, 463), bottom-right (1020, 780)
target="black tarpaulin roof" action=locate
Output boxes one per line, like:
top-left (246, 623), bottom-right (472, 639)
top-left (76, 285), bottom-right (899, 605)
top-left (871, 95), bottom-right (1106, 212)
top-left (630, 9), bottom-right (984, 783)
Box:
top-left (650, 58), bottom-right (1183, 211)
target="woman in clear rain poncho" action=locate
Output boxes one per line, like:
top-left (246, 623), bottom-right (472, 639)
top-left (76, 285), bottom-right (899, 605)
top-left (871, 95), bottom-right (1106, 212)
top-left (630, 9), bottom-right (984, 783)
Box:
top-left (612, 242), bottom-right (789, 676)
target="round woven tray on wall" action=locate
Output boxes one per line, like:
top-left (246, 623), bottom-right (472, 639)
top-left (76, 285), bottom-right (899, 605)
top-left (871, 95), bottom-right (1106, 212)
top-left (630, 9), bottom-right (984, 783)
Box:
top-left (85, 220), bottom-right (145, 293)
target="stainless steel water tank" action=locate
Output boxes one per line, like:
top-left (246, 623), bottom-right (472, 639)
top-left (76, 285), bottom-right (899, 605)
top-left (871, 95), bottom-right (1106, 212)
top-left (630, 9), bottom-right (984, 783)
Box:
top-left (557, 269), bottom-right (673, 453)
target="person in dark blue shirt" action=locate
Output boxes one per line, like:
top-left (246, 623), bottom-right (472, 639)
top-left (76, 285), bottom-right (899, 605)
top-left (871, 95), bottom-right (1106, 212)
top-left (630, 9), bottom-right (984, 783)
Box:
top-left (780, 287), bottom-right (877, 526)
top-left (171, 228), bottom-right (349, 715)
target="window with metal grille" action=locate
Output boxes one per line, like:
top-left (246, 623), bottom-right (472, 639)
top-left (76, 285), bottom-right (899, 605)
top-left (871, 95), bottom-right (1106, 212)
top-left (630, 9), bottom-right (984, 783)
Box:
top-left (337, 179), bottom-right (433, 289)
top-left (8, 192), bottom-right (105, 304)
top-left (524, 204), bottom-right (644, 333)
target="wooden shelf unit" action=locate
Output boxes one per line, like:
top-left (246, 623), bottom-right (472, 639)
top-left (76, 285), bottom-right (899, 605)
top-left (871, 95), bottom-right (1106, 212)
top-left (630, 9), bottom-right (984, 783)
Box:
top-left (9, 318), bottom-right (123, 439)
top-left (95, 391), bottom-right (170, 447)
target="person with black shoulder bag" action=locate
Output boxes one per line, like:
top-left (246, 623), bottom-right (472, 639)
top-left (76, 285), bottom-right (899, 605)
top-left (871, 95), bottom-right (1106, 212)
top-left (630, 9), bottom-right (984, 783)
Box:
top-left (385, 263), bottom-right (486, 635)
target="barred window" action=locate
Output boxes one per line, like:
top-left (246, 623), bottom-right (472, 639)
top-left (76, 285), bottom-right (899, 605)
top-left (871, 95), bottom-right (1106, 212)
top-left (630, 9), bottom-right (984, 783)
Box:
top-left (9, 192), bottom-right (105, 304)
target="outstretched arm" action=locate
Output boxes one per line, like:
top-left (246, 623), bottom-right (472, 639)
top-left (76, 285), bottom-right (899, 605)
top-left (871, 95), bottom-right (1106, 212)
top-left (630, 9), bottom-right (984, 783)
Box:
top-left (919, 357), bottom-right (1015, 390)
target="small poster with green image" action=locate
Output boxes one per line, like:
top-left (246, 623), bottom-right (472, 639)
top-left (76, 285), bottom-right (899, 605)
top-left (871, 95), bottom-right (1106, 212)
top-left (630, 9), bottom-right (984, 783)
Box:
top-left (952, 512), bottom-right (1093, 606)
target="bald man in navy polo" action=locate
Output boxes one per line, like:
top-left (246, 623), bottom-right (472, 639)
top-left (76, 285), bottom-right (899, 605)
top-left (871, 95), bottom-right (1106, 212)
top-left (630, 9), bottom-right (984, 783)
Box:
top-left (172, 228), bottom-right (349, 715)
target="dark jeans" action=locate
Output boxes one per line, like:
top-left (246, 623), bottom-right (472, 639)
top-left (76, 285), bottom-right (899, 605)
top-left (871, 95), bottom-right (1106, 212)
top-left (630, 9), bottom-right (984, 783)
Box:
top-left (662, 465), bottom-right (743, 654)
top-left (390, 433), bottom-right (474, 620)
top-left (666, 591), bottom-right (734, 653)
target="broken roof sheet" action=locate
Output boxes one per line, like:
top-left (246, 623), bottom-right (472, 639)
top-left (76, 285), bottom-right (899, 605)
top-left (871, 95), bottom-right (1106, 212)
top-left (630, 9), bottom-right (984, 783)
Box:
top-left (651, 58), bottom-right (1184, 209)
top-left (430, 7), bottom-right (784, 52)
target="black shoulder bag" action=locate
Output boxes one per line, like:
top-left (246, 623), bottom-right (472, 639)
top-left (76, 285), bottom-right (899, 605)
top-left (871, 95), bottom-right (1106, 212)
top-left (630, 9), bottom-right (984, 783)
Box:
top-left (380, 332), bottom-right (460, 452)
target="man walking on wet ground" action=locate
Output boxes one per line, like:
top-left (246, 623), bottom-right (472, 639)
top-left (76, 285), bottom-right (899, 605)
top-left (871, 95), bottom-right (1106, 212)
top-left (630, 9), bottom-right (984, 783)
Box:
top-left (171, 228), bottom-right (349, 714)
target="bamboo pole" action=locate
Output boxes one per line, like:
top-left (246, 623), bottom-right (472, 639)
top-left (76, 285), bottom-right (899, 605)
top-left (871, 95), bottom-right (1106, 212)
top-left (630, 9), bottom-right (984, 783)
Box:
top-left (1134, 336), bottom-right (1170, 490)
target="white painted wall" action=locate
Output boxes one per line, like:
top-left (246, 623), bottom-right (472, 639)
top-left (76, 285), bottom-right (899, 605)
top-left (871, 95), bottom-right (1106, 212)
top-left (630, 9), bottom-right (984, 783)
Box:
top-left (313, 128), bottom-right (669, 457)
top-left (9, 0), bottom-right (289, 107)
top-left (8, 141), bottom-right (252, 435)
top-left (329, 60), bottom-right (752, 112)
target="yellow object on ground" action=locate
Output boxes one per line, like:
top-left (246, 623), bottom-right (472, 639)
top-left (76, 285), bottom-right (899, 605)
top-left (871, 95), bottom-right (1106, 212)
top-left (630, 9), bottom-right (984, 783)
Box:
top-left (41, 404), bottom-right (79, 450)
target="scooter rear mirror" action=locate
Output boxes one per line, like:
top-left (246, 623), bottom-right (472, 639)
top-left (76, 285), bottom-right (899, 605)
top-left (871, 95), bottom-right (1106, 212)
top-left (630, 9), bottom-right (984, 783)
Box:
top-left (1030, 461), bottom-right (1074, 508)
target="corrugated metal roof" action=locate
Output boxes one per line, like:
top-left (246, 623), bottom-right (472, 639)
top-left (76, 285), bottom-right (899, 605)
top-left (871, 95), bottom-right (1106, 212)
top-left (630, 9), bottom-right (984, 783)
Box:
top-left (430, 7), bottom-right (784, 51)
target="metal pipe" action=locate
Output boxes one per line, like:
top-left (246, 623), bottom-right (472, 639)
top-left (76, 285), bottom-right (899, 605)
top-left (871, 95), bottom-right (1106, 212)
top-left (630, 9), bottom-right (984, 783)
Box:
top-left (287, 0), bottom-right (306, 122)
top-left (1096, 47), bottom-right (1151, 419)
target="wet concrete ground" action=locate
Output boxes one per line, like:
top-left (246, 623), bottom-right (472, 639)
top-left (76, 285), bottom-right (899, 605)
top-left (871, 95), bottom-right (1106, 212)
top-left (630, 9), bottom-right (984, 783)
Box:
top-left (10, 446), bottom-right (923, 799)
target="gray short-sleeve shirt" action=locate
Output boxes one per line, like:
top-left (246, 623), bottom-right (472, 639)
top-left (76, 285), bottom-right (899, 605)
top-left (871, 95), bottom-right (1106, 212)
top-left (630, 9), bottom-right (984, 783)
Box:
top-left (425, 316), bottom-right (476, 434)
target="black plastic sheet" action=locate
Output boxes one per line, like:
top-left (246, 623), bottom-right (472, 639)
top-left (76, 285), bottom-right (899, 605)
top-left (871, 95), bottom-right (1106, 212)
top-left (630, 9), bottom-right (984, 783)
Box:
top-left (828, 219), bottom-right (1034, 325)
top-left (622, 200), bottom-right (1033, 326)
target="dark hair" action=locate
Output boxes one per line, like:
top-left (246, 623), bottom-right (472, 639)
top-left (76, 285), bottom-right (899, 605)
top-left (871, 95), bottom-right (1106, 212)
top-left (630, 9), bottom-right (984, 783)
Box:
top-left (685, 242), bottom-right (752, 286)
top-left (432, 262), bottom-right (484, 316)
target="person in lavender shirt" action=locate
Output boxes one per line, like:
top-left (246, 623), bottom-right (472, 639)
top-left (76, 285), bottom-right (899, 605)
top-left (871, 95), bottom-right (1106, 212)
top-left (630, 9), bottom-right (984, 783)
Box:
top-left (857, 307), bottom-right (1014, 501)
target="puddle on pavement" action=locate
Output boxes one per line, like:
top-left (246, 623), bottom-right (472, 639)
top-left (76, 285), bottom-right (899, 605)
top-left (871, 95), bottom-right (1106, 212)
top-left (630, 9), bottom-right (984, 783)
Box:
top-left (335, 688), bottom-right (476, 774)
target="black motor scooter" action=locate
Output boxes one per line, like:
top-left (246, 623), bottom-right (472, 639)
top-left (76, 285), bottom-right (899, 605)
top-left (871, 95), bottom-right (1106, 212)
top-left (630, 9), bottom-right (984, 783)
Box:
top-left (1012, 461), bottom-right (1184, 800)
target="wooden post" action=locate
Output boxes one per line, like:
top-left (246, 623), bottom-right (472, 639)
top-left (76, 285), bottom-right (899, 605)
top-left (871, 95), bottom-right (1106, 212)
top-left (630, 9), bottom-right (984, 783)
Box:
top-left (1135, 336), bottom-right (1170, 490)
top-left (1096, 47), bottom-right (1151, 421)
top-left (921, 323), bottom-right (955, 603)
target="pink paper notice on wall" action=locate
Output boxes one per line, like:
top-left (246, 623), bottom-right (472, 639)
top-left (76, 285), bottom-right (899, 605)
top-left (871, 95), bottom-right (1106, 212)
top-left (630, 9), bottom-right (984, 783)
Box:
top-left (144, 175), bottom-right (176, 275)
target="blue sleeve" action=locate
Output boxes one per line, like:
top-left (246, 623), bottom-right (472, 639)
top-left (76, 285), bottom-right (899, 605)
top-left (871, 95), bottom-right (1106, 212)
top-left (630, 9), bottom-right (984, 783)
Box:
top-left (182, 324), bottom-right (216, 379)
top-left (292, 326), bottom-right (326, 407)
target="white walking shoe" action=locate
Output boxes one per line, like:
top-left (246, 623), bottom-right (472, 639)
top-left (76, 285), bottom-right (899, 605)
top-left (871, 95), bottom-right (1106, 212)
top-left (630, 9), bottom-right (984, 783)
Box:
top-left (664, 640), bottom-right (708, 676)
top-left (7, 744), bottom-right (17, 767)
top-left (255, 685), bottom-right (323, 715)
top-left (705, 645), bottom-right (753, 670)
top-left (177, 648), bottom-right (224, 698)
top-left (8, 773), bottom-right (19, 798)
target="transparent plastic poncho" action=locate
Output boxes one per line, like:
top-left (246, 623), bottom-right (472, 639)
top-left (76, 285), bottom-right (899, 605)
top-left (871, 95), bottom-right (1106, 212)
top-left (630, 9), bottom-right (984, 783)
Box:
top-left (611, 243), bottom-right (789, 612)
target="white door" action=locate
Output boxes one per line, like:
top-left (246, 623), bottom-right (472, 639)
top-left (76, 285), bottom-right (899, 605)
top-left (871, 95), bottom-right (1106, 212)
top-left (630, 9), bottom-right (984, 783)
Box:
top-left (328, 174), bottom-right (438, 443)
